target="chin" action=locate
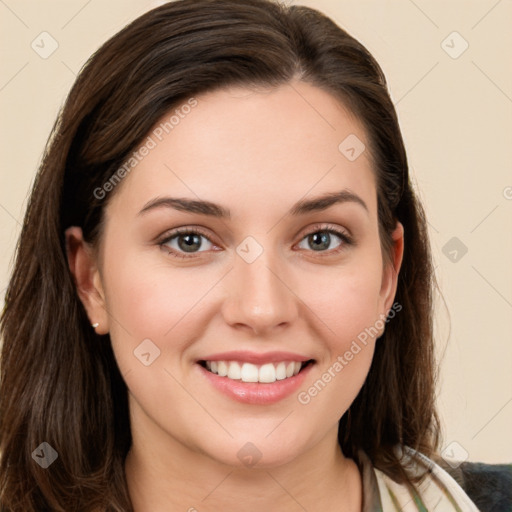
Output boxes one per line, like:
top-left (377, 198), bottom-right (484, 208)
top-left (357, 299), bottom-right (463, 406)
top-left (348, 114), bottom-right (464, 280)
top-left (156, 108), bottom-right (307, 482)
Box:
top-left (198, 433), bottom-right (308, 471)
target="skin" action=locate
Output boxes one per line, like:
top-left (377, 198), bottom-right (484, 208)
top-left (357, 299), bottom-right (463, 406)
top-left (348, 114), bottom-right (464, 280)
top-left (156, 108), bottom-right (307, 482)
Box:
top-left (66, 80), bottom-right (403, 511)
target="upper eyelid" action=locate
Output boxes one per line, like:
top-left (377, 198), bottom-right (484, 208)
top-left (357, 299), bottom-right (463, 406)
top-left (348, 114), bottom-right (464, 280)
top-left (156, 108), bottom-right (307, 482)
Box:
top-left (297, 223), bottom-right (351, 238)
top-left (159, 223), bottom-right (351, 248)
top-left (159, 227), bottom-right (216, 245)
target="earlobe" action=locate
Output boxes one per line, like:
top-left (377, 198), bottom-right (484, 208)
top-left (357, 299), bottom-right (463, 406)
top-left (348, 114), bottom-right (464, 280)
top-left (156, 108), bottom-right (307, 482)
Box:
top-left (64, 226), bottom-right (110, 334)
top-left (379, 221), bottom-right (404, 317)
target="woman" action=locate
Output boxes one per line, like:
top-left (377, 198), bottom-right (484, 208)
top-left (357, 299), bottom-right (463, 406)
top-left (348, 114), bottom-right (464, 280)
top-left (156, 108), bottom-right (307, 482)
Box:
top-left (0, 0), bottom-right (481, 510)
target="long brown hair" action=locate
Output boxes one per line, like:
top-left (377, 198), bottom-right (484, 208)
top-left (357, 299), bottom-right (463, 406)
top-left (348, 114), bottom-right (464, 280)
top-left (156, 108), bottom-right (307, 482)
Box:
top-left (0, 0), bottom-right (440, 509)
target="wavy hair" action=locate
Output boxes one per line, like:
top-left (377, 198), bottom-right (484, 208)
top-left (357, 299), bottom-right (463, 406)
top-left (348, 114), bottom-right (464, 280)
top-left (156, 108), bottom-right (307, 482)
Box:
top-left (0, 0), bottom-right (440, 509)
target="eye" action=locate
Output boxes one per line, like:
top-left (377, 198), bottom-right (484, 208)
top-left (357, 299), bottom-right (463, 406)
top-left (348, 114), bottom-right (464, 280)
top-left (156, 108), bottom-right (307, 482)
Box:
top-left (159, 228), bottom-right (217, 259)
top-left (158, 224), bottom-right (353, 260)
top-left (296, 225), bottom-right (353, 255)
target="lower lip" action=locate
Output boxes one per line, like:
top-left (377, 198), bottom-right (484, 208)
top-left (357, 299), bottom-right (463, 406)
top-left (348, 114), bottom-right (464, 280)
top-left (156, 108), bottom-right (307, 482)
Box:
top-left (197, 362), bottom-right (314, 405)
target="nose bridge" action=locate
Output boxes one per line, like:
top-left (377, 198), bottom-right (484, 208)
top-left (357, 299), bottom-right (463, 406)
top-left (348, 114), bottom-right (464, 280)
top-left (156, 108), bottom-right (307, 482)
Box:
top-left (222, 239), bottom-right (298, 333)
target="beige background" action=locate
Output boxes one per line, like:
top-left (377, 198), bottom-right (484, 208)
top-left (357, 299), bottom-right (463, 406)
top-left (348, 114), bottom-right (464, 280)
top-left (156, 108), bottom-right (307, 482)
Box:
top-left (0, 0), bottom-right (510, 464)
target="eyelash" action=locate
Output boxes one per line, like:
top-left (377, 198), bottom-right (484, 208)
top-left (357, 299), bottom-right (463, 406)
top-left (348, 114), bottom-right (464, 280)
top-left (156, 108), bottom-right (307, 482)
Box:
top-left (158, 224), bottom-right (354, 260)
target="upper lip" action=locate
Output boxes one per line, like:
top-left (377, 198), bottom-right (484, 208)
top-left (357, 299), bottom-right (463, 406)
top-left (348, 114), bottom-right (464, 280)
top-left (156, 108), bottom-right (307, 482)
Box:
top-left (198, 350), bottom-right (314, 365)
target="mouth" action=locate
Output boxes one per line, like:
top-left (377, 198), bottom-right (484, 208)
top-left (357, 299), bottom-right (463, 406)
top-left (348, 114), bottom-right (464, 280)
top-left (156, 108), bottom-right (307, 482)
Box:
top-left (198, 359), bottom-right (315, 384)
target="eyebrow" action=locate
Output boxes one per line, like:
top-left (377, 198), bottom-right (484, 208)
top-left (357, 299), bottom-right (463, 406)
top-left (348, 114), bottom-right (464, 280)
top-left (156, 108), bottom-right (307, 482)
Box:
top-left (137, 189), bottom-right (369, 219)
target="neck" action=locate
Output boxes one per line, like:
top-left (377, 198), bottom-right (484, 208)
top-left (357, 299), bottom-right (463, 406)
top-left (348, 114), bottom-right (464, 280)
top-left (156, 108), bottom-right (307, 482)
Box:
top-left (125, 414), bottom-right (362, 512)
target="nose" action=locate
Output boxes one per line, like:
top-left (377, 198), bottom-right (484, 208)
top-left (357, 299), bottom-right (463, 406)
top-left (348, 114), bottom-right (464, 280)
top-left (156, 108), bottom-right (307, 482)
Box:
top-left (221, 247), bottom-right (299, 336)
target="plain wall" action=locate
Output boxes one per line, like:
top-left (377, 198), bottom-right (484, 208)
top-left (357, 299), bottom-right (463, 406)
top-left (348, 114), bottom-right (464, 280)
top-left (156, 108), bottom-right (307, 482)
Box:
top-left (0, 0), bottom-right (511, 463)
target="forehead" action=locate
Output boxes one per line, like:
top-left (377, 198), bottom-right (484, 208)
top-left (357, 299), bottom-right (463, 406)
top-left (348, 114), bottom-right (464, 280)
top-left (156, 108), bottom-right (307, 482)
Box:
top-left (106, 81), bottom-right (377, 222)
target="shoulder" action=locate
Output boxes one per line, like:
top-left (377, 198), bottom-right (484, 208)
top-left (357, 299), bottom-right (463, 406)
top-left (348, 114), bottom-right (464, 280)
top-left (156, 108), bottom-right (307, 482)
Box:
top-left (366, 446), bottom-right (481, 511)
top-left (432, 454), bottom-right (512, 512)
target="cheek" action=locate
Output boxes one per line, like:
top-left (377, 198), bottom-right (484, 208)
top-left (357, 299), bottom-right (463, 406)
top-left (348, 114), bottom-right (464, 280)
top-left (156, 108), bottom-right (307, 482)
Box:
top-left (302, 252), bottom-right (384, 344)
top-left (295, 252), bottom-right (383, 393)
top-left (293, 271), bottom-right (382, 426)
top-left (102, 258), bottom-right (216, 364)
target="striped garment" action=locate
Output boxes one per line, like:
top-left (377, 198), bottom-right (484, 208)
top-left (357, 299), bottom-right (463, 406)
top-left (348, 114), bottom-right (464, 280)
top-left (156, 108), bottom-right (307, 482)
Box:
top-left (358, 446), bottom-right (481, 511)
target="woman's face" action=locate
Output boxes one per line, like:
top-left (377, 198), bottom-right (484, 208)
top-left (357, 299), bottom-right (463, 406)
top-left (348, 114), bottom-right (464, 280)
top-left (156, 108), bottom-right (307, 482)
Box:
top-left (73, 81), bottom-right (403, 468)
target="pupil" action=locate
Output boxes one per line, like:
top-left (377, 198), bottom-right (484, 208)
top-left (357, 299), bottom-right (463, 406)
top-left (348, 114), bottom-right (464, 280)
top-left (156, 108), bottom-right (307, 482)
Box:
top-left (179, 234), bottom-right (201, 252)
top-left (310, 232), bottom-right (329, 251)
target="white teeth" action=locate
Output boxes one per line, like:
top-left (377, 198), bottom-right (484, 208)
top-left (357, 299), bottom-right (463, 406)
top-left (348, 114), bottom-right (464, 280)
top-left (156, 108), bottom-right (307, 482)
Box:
top-left (203, 360), bottom-right (310, 383)
top-left (227, 361), bottom-right (241, 380)
top-left (259, 363), bottom-right (276, 383)
top-left (240, 363), bottom-right (259, 382)
top-left (217, 361), bottom-right (228, 377)
top-left (275, 362), bottom-right (287, 380)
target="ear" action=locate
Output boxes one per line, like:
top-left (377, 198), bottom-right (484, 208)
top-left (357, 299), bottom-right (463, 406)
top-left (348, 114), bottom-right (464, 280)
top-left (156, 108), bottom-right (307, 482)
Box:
top-left (378, 221), bottom-right (404, 317)
top-left (64, 226), bottom-right (110, 334)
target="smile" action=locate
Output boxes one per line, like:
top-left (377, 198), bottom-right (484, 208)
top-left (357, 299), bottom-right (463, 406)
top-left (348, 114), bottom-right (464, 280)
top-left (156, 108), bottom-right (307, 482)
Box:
top-left (200, 360), bottom-right (314, 383)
